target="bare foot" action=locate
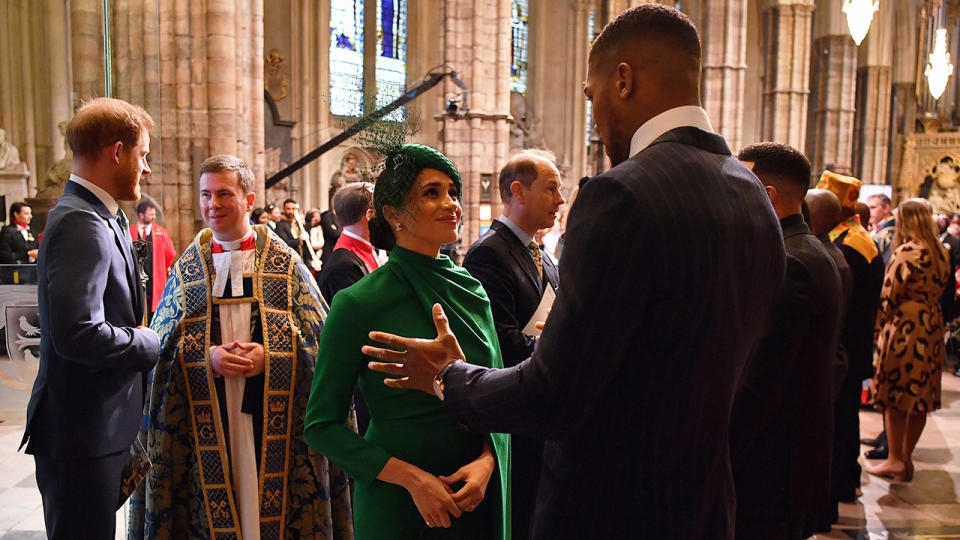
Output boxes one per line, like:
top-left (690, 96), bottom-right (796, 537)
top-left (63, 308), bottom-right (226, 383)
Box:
top-left (865, 459), bottom-right (909, 482)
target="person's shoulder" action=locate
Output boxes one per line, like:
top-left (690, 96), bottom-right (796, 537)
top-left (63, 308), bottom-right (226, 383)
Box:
top-left (330, 265), bottom-right (397, 305)
top-left (325, 248), bottom-right (364, 270)
top-left (464, 227), bottom-right (508, 262)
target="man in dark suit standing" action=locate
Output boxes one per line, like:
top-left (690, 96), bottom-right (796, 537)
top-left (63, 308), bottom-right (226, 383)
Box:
top-left (731, 143), bottom-right (843, 539)
top-left (364, 5), bottom-right (785, 538)
top-left (815, 171), bottom-right (885, 509)
top-left (461, 149), bottom-right (562, 539)
top-left (317, 182), bottom-right (378, 302)
top-left (0, 202), bottom-right (39, 264)
top-left (20, 97), bottom-right (161, 538)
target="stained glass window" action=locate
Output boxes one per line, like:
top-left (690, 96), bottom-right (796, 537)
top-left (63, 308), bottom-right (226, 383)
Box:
top-left (510, 0), bottom-right (529, 94)
top-left (376, 0), bottom-right (407, 121)
top-left (330, 0), bottom-right (365, 116)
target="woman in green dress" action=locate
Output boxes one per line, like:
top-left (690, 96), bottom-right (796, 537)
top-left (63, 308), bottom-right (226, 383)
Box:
top-left (304, 144), bottom-right (511, 539)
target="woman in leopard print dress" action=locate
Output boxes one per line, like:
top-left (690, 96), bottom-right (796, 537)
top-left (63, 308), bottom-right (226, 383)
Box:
top-left (867, 198), bottom-right (951, 482)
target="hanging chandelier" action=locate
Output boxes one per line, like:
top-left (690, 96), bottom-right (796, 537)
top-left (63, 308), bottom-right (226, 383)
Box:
top-left (925, 28), bottom-right (954, 100)
top-left (842, 0), bottom-right (879, 46)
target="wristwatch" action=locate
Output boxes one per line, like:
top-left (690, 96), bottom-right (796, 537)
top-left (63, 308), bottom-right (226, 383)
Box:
top-left (432, 360), bottom-right (464, 401)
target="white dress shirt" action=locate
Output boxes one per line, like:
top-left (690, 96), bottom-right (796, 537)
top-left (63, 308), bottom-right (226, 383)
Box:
top-left (628, 106), bottom-right (714, 159)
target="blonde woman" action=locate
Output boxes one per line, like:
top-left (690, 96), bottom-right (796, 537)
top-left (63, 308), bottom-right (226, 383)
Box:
top-left (867, 198), bottom-right (951, 481)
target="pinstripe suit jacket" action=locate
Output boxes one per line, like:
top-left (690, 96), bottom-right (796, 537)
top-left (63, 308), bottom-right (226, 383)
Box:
top-left (444, 127), bottom-right (786, 539)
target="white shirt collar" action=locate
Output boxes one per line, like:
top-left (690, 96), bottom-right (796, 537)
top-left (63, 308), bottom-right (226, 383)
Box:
top-left (69, 174), bottom-right (119, 216)
top-left (628, 106), bottom-right (714, 159)
top-left (212, 228), bottom-right (255, 251)
top-left (138, 223), bottom-right (153, 237)
top-left (341, 229), bottom-right (372, 247)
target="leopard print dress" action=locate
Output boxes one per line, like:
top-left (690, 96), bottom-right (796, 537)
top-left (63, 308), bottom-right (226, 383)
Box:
top-left (871, 241), bottom-right (951, 414)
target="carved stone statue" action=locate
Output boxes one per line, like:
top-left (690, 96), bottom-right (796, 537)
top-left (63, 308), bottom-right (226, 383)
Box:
top-left (37, 121), bottom-right (72, 199)
top-left (265, 48), bottom-right (289, 102)
top-left (924, 155), bottom-right (960, 215)
top-left (509, 91), bottom-right (545, 152)
top-left (0, 128), bottom-right (22, 170)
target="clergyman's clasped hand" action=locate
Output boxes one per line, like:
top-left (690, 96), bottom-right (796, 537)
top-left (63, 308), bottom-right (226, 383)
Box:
top-left (364, 303), bottom-right (466, 396)
top-left (210, 340), bottom-right (265, 378)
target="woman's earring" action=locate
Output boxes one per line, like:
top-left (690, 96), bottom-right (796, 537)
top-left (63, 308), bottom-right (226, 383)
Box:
top-left (395, 223), bottom-right (402, 232)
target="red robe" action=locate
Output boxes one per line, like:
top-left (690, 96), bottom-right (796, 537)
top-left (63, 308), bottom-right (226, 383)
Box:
top-left (130, 223), bottom-right (177, 312)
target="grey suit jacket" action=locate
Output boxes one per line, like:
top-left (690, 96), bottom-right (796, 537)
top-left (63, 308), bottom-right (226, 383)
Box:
top-left (22, 181), bottom-right (160, 458)
top-left (444, 127), bottom-right (786, 539)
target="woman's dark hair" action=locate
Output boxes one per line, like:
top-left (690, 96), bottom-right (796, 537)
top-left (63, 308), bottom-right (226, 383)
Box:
top-left (369, 144), bottom-right (462, 251)
top-left (250, 207), bottom-right (265, 224)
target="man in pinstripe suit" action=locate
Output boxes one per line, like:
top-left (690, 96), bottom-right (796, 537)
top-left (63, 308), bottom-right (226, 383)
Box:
top-left (366, 5), bottom-right (786, 538)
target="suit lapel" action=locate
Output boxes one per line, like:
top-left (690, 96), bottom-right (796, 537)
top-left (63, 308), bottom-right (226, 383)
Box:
top-left (65, 182), bottom-right (142, 318)
top-left (492, 220), bottom-right (543, 294)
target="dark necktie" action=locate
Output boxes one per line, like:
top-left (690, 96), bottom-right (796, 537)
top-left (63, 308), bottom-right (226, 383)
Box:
top-left (116, 209), bottom-right (130, 234)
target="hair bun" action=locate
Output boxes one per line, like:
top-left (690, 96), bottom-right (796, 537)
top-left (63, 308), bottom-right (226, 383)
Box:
top-left (369, 215), bottom-right (396, 252)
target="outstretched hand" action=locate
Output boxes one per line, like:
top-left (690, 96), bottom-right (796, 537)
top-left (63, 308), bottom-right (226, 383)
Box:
top-left (364, 304), bottom-right (466, 395)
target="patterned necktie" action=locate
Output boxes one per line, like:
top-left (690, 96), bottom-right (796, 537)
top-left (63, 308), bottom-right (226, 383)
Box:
top-left (528, 241), bottom-right (543, 278)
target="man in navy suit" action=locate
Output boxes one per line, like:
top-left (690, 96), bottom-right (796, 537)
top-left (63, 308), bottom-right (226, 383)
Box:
top-left (462, 149), bottom-right (562, 538)
top-left (20, 97), bottom-right (161, 538)
top-left (365, 5), bottom-right (785, 539)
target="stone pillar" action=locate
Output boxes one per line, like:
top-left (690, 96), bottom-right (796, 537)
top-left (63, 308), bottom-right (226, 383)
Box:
top-left (71, 0), bottom-right (106, 102)
top-left (439, 0), bottom-right (512, 245)
top-left (853, 1), bottom-right (893, 184)
top-left (760, 0), bottom-right (814, 150)
top-left (149, 0), bottom-right (265, 250)
top-left (806, 0), bottom-right (857, 177)
top-left (700, 0), bottom-right (748, 152)
top-left (528, 0), bottom-right (591, 191)
top-left (0, 1), bottom-right (72, 197)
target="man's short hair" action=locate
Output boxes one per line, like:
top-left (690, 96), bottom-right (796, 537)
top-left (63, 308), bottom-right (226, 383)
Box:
top-left (66, 97), bottom-right (154, 160)
top-left (332, 182), bottom-right (374, 226)
top-left (498, 149), bottom-right (558, 202)
top-left (867, 193), bottom-right (891, 208)
top-left (283, 198), bottom-right (297, 207)
top-left (589, 4), bottom-right (701, 67)
top-left (198, 154), bottom-right (255, 195)
top-left (738, 142), bottom-right (812, 198)
top-left (9, 202), bottom-right (29, 218)
top-left (136, 200), bottom-right (157, 215)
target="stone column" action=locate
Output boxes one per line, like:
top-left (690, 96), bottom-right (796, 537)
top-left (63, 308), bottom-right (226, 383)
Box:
top-left (852, 1), bottom-right (893, 184)
top-left (700, 0), bottom-right (748, 152)
top-left (439, 0), bottom-right (512, 245)
top-left (806, 0), bottom-right (857, 176)
top-left (148, 0), bottom-right (265, 250)
top-left (71, 0), bottom-right (106, 102)
top-left (760, 0), bottom-right (814, 150)
top-left (528, 0), bottom-right (591, 191)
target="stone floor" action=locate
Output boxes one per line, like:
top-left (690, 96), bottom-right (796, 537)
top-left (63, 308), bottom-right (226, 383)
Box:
top-left (0, 357), bottom-right (958, 539)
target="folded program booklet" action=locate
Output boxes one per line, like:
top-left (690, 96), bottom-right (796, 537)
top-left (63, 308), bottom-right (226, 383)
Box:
top-left (522, 285), bottom-right (556, 337)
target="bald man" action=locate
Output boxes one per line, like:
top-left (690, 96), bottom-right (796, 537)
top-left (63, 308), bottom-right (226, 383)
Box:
top-left (364, 5), bottom-right (785, 538)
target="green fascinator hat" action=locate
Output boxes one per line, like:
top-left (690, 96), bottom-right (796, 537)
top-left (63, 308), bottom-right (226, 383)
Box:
top-left (369, 143), bottom-right (462, 250)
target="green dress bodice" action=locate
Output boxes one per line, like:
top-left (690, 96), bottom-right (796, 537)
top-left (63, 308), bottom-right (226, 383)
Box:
top-left (305, 246), bottom-right (511, 540)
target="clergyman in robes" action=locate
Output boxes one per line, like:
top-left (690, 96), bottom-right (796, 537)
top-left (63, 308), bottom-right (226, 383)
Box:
top-left (130, 154), bottom-right (353, 539)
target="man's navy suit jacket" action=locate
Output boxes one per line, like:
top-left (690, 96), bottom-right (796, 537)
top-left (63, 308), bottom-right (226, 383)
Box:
top-left (21, 181), bottom-right (160, 459)
top-left (444, 127), bottom-right (786, 539)
top-left (463, 219), bottom-right (559, 368)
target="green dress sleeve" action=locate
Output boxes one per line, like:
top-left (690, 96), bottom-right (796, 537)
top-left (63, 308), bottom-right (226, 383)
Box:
top-left (304, 289), bottom-right (393, 485)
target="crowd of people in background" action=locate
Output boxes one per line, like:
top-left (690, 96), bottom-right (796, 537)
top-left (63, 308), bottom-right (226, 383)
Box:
top-left (5, 4), bottom-right (960, 540)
